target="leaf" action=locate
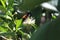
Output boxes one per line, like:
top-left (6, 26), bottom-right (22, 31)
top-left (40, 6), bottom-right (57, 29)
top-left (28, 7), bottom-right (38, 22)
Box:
top-left (7, 0), bottom-right (14, 11)
top-left (0, 26), bottom-right (8, 32)
top-left (4, 15), bottom-right (12, 20)
top-left (7, 0), bottom-right (14, 8)
top-left (0, 32), bottom-right (15, 38)
top-left (6, 0), bottom-right (14, 7)
top-left (14, 19), bottom-right (23, 32)
top-left (3, 22), bottom-right (13, 32)
top-left (0, 15), bottom-right (12, 20)
top-left (6, 10), bottom-right (13, 17)
top-left (0, 0), bottom-right (6, 8)
top-left (0, 21), bottom-right (8, 32)
top-left (0, 5), bottom-right (6, 12)
top-left (30, 17), bottom-right (60, 40)
top-left (52, 15), bottom-right (56, 19)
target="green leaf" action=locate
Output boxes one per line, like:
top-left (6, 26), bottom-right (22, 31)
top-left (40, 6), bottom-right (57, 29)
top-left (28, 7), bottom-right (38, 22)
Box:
top-left (0, 21), bottom-right (8, 32)
top-left (4, 15), bottom-right (12, 20)
top-left (30, 17), bottom-right (60, 40)
top-left (7, 0), bottom-right (14, 12)
top-left (0, 5), bottom-right (6, 12)
top-left (2, 22), bottom-right (13, 32)
top-left (0, 26), bottom-right (8, 32)
top-left (0, 0), bottom-right (6, 8)
top-left (6, 10), bottom-right (13, 17)
top-left (0, 15), bottom-right (12, 20)
top-left (14, 19), bottom-right (23, 32)
top-left (52, 15), bottom-right (56, 19)
top-left (7, 0), bottom-right (14, 9)
top-left (0, 32), bottom-right (15, 38)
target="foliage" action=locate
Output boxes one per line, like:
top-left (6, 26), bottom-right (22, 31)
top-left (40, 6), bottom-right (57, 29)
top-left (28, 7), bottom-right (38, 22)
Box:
top-left (0, 0), bottom-right (60, 40)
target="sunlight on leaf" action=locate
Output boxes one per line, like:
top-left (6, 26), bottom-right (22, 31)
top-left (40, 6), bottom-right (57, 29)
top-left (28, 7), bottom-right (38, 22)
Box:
top-left (0, 0), bottom-right (6, 8)
top-left (0, 26), bottom-right (8, 32)
top-left (4, 15), bottom-right (12, 20)
top-left (14, 19), bottom-right (23, 32)
top-left (52, 16), bottom-right (56, 19)
top-left (0, 15), bottom-right (12, 20)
